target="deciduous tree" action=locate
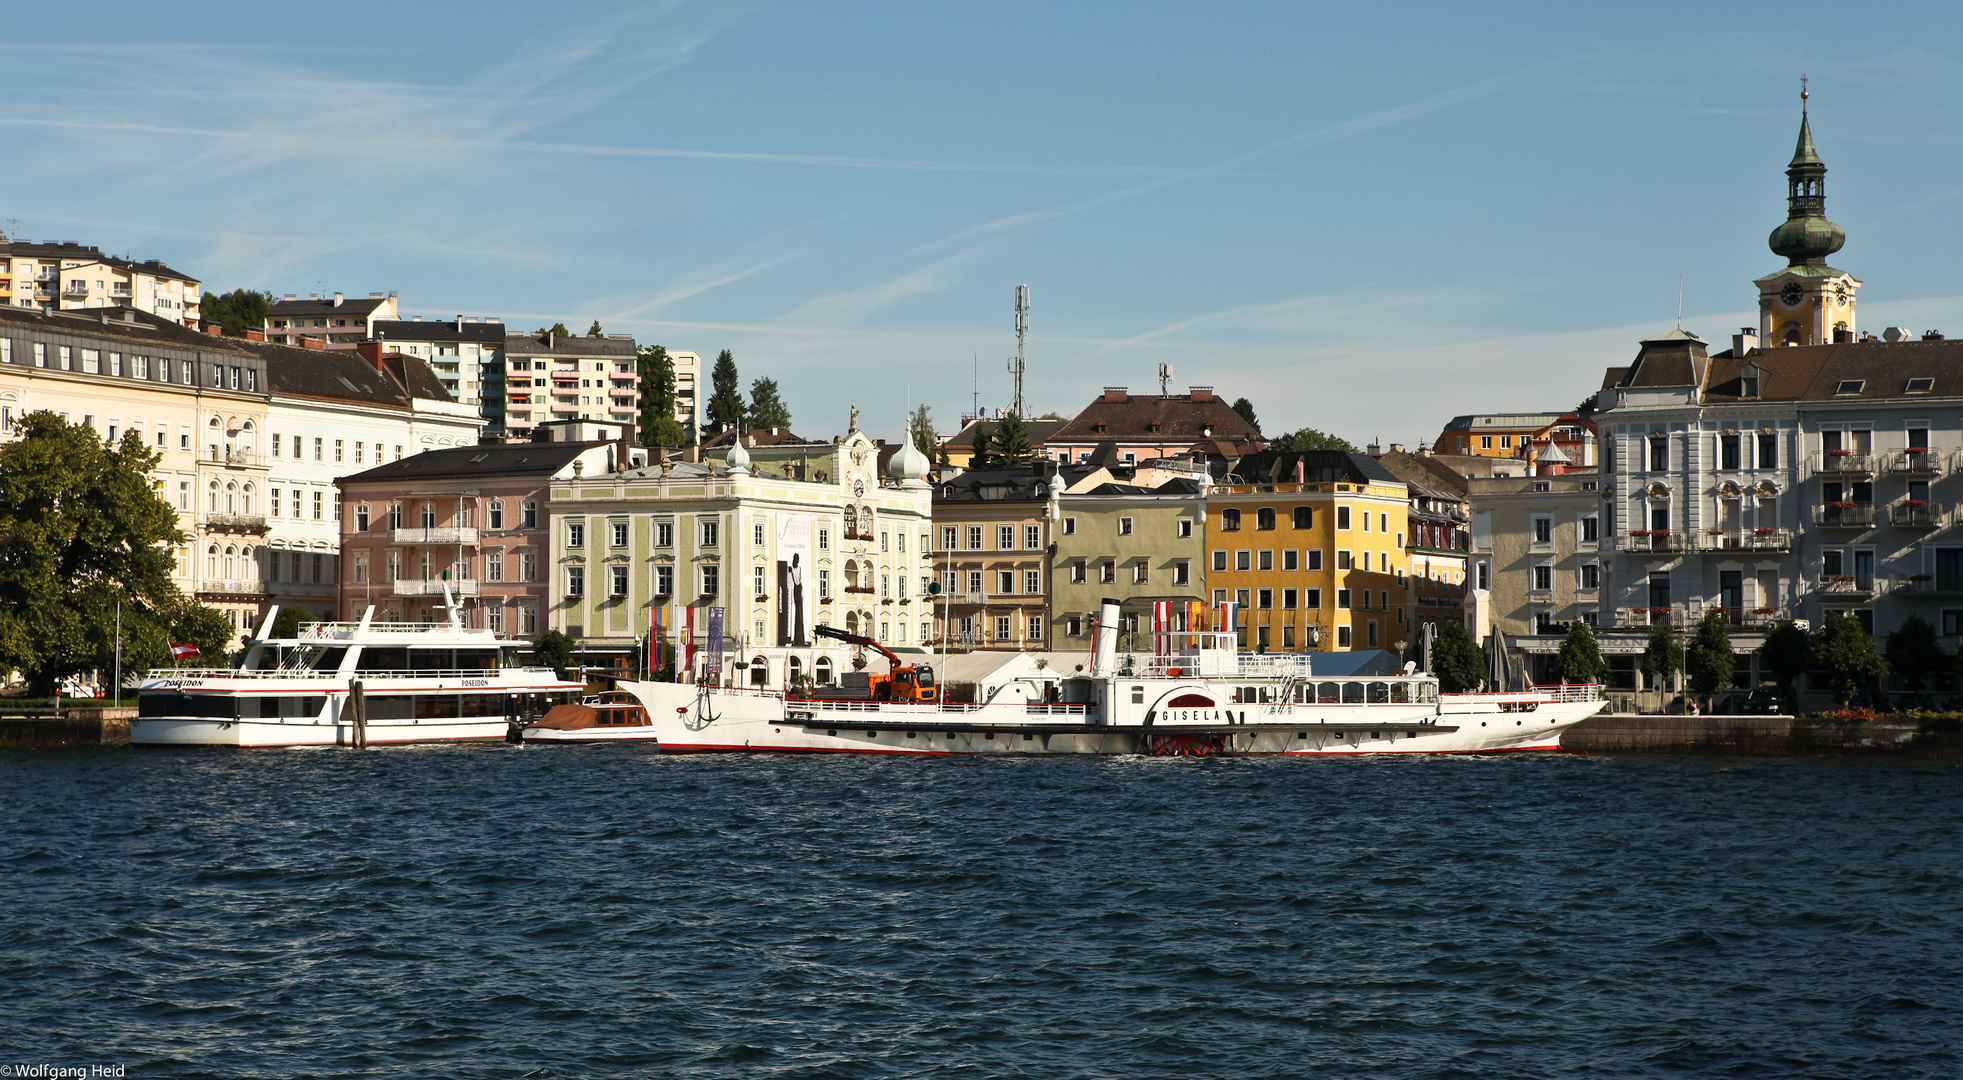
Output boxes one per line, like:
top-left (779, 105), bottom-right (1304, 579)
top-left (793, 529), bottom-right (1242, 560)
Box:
top-left (533, 629), bottom-right (574, 681)
top-left (910, 404), bottom-right (937, 457)
top-left (1271, 426), bottom-right (1357, 453)
top-left (1757, 618), bottom-right (1811, 708)
top-left (171, 603), bottom-right (239, 665)
top-left (1685, 609), bottom-right (1737, 707)
top-left (1887, 613), bottom-right (1943, 690)
top-left (1641, 621), bottom-right (1683, 704)
top-left (1814, 612), bottom-right (1887, 707)
top-left (0, 413), bottom-right (188, 693)
top-left (270, 606), bottom-right (317, 639)
top-left (1432, 621), bottom-right (1485, 693)
top-left (200, 288), bottom-right (276, 337)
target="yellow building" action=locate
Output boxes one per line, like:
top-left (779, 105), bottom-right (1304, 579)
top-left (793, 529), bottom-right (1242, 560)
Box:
top-left (1, 240), bottom-right (201, 323)
top-left (1206, 451), bottom-right (1410, 653)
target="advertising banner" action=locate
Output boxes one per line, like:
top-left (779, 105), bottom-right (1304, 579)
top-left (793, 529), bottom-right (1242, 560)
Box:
top-left (775, 515), bottom-right (813, 647)
top-left (705, 606), bottom-right (725, 675)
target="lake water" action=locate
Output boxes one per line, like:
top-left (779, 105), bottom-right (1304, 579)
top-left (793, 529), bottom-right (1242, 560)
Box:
top-left (2, 747), bottom-right (1959, 1078)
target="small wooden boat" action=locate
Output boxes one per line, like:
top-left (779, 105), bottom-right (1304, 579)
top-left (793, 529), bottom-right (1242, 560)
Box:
top-left (520, 690), bottom-right (658, 743)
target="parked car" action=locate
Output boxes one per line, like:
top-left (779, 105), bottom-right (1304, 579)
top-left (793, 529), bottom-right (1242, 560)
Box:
top-left (1712, 687), bottom-right (1785, 715)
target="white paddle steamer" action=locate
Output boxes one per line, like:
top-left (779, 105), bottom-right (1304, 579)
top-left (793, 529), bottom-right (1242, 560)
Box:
top-left (615, 600), bottom-right (1605, 756)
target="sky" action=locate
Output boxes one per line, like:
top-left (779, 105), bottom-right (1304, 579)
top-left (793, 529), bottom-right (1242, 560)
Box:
top-left (5, 2), bottom-right (1963, 449)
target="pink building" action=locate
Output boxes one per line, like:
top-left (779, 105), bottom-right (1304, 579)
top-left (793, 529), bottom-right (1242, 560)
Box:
top-left (336, 440), bottom-right (621, 633)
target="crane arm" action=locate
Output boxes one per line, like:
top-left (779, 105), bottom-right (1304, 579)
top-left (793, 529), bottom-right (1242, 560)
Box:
top-left (813, 623), bottom-right (903, 669)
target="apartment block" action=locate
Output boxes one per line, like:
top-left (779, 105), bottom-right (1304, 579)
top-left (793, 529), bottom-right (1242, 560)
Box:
top-left (1, 240), bottom-right (200, 323)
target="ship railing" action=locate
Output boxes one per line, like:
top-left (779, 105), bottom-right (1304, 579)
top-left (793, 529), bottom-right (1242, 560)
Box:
top-left (802, 700), bottom-right (985, 713)
top-left (699, 686), bottom-right (786, 699)
top-left (1024, 704), bottom-right (1089, 715)
top-left (1528, 683), bottom-right (1602, 702)
top-left (144, 666), bottom-right (565, 682)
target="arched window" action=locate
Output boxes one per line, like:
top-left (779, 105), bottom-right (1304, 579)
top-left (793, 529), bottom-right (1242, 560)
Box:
top-left (243, 546), bottom-right (257, 580)
top-left (1293, 506), bottom-right (1313, 529)
top-left (241, 483), bottom-right (254, 515)
top-left (225, 481), bottom-right (237, 513)
top-left (815, 657), bottom-right (834, 685)
top-left (788, 656), bottom-right (803, 686)
top-left (843, 505), bottom-right (858, 537)
top-left (488, 500), bottom-right (504, 530)
top-left (843, 559), bottom-right (859, 590)
top-left (207, 545), bottom-right (220, 577)
top-left (207, 480), bottom-right (220, 513)
top-left (1221, 508), bottom-right (1242, 531)
top-left (845, 611), bottom-right (859, 635)
top-left (860, 505), bottom-right (873, 531)
top-left (223, 545), bottom-right (237, 579)
top-left (1256, 508), bottom-right (1276, 530)
top-left (749, 657), bottom-right (769, 687)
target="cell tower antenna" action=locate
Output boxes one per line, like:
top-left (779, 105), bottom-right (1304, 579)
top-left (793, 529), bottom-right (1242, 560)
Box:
top-left (1158, 362), bottom-right (1172, 396)
top-left (1011, 284), bottom-right (1029, 418)
top-left (972, 354), bottom-right (980, 421)
top-left (1677, 253), bottom-right (1685, 331)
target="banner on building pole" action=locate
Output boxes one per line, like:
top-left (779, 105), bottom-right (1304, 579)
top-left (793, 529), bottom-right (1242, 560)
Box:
top-left (704, 606), bottom-right (725, 676)
top-left (684, 605), bottom-right (695, 681)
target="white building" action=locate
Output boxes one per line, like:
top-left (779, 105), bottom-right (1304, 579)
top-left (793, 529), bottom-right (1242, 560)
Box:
top-left (368, 316), bottom-right (506, 420)
top-left (263, 292), bottom-right (401, 347)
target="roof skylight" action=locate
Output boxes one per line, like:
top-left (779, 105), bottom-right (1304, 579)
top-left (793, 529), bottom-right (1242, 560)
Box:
top-left (1834, 380), bottom-right (1865, 395)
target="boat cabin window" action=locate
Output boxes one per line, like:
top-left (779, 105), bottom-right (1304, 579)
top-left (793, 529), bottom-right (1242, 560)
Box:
top-left (1390, 683), bottom-right (1411, 704)
top-left (1369, 682), bottom-right (1390, 704)
top-left (1342, 683), bottom-right (1364, 704)
top-left (356, 648), bottom-right (409, 672)
top-left (1318, 682), bottom-right (1341, 704)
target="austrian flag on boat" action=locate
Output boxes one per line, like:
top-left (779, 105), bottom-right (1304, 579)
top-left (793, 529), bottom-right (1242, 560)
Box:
top-left (170, 643), bottom-right (200, 660)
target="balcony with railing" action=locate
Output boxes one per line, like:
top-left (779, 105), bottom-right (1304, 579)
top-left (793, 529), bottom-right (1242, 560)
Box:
top-left (392, 578), bottom-right (481, 597)
top-left (62, 283), bottom-right (89, 297)
top-left (392, 526), bottom-right (481, 545)
top-left (1703, 528), bottom-right (1794, 553)
top-left (1739, 607), bottom-right (1790, 629)
top-left (1624, 530), bottom-right (1692, 554)
top-left (203, 512), bottom-right (268, 532)
top-left (1888, 500), bottom-right (1945, 529)
top-left (1892, 575), bottom-right (1963, 597)
top-left (1817, 575), bottom-right (1879, 601)
top-left (1816, 451), bottom-right (1874, 476)
top-left (1614, 607), bottom-right (1687, 629)
top-left (197, 579), bottom-right (268, 597)
top-left (1886, 448), bottom-right (1944, 477)
top-left (1812, 502), bottom-right (1876, 528)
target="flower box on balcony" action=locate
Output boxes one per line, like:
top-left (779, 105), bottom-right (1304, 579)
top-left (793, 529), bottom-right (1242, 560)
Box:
top-left (1754, 607), bottom-right (1780, 615)
top-left (1903, 500), bottom-right (1929, 508)
top-left (1753, 527), bottom-right (1779, 535)
top-left (1829, 449), bottom-right (1855, 457)
top-left (1830, 501), bottom-right (1856, 509)
top-left (1908, 447), bottom-right (1929, 454)
top-left (1707, 528), bottom-right (1725, 535)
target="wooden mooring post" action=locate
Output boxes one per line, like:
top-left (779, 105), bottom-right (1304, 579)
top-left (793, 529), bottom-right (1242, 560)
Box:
top-left (348, 680), bottom-right (368, 749)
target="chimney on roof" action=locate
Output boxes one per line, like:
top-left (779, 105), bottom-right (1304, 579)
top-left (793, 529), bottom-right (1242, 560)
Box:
top-left (1390, 443), bottom-right (1405, 454)
top-left (283, 294), bottom-right (296, 301)
top-left (332, 292), bottom-right (344, 307)
top-left (301, 337), bottom-right (325, 350)
top-left (369, 292), bottom-right (384, 299)
top-left (354, 342), bottom-right (385, 371)
top-left (245, 329), bottom-right (266, 341)
top-left (204, 324), bottom-right (222, 336)
top-left (1101, 387), bottom-right (1128, 402)
top-left (1188, 386), bottom-right (1214, 401)
top-left (1924, 330), bottom-right (1946, 341)
top-left (1734, 328), bottom-right (1759, 356)
top-left (411, 315), bottom-right (421, 322)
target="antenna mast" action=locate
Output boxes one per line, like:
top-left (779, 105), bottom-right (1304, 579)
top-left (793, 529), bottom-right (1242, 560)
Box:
top-left (1011, 284), bottom-right (1029, 418)
top-left (1677, 253), bottom-right (1685, 331)
top-left (1158, 362), bottom-right (1172, 396)
top-left (972, 354), bottom-right (979, 420)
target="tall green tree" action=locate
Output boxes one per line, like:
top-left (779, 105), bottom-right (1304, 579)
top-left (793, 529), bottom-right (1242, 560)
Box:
top-left (171, 603), bottom-right (240, 665)
top-left (1887, 613), bottom-right (1944, 690)
top-left (586, 320), bottom-right (605, 337)
top-left (910, 404), bottom-right (937, 457)
top-left (200, 288), bottom-right (276, 337)
top-left (1271, 426), bottom-right (1357, 453)
top-left (269, 606), bottom-right (317, 640)
top-left (704, 349), bottom-right (746, 438)
top-left (1814, 612), bottom-right (1888, 707)
top-left (1432, 621), bottom-right (1485, 693)
top-left (533, 629), bottom-right (575, 681)
top-left (1757, 618), bottom-right (1812, 708)
top-left (0, 413), bottom-right (188, 693)
top-left (636, 346), bottom-right (687, 448)
top-left (1550, 620), bottom-right (1609, 685)
top-left (534, 322), bottom-right (571, 339)
top-left (748, 377), bottom-right (792, 431)
top-left (1230, 397), bottom-right (1262, 436)
top-left (1641, 621), bottom-right (1684, 704)
top-left (1685, 610), bottom-right (1737, 707)
top-left (981, 412), bottom-right (1034, 467)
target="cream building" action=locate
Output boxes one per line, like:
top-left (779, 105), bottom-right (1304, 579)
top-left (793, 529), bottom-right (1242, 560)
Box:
top-left (1, 240), bottom-right (200, 323)
top-left (503, 331), bottom-right (640, 442)
top-left (549, 421), bottom-right (934, 688)
top-left (0, 307), bottom-right (267, 633)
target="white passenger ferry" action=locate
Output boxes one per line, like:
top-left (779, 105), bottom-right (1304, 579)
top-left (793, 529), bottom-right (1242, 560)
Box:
top-left (615, 600), bottom-right (1605, 756)
top-left (132, 597), bottom-right (584, 747)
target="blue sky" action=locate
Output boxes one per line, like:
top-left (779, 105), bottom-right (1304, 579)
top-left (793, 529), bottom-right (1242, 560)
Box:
top-left (5, 2), bottom-right (1963, 447)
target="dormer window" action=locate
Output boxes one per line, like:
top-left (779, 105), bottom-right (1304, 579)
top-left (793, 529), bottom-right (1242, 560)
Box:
top-left (1906, 378), bottom-right (1935, 394)
top-left (1739, 361), bottom-right (1762, 399)
top-left (1835, 380), bottom-right (1865, 395)
top-left (1092, 422), bottom-right (1109, 434)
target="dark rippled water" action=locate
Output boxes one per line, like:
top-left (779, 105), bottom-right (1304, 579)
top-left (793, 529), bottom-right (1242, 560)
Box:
top-left (2, 748), bottom-right (1959, 1079)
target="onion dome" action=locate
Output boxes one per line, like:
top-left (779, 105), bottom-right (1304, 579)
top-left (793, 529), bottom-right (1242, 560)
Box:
top-left (1768, 87), bottom-right (1845, 267)
top-left (887, 430), bottom-right (930, 488)
top-left (724, 436), bottom-right (751, 475)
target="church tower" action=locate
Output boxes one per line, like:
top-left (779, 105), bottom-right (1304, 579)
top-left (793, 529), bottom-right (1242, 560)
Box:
top-left (1755, 82), bottom-right (1860, 346)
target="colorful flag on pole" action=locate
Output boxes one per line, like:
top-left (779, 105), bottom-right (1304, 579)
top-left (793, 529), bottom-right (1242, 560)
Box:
top-left (1218, 602), bottom-right (1239, 634)
top-left (684, 605), bottom-right (695, 681)
top-left (170, 643), bottom-right (200, 660)
top-left (1153, 600), bottom-right (1171, 660)
top-left (649, 605), bottom-right (664, 678)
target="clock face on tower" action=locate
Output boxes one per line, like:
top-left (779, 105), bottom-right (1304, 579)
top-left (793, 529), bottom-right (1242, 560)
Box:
top-left (1781, 282), bottom-right (1804, 307)
top-left (1835, 282), bottom-right (1849, 305)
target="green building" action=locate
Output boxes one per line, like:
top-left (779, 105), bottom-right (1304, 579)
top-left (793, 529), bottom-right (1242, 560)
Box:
top-left (1050, 468), bottom-right (1209, 652)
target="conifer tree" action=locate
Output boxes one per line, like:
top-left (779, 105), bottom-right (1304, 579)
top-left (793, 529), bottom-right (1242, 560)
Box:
top-left (1550, 619), bottom-right (1609, 685)
top-left (1431, 621), bottom-right (1485, 693)
top-left (586, 320), bottom-right (604, 337)
top-left (704, 350), bottom-right (746, 438)
top-left (910, 404), bottom-right (937, 457)
top-left (748, 377), bottom-right (792, 432)
top-left (636, 346), bottom-right (686, 447)
top-left (983, 412), bottom-right (1033, 467)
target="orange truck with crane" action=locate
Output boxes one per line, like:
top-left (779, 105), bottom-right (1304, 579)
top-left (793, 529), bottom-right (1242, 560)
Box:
top-left (809, 624), bottom-right (939, 702)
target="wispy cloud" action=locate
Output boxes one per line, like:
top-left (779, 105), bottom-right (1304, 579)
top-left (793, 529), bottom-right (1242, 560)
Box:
top-left (911, 52), bottom-right (1593, 255)
top-left (604, 251), bottom-right (811, 322)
